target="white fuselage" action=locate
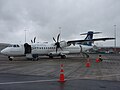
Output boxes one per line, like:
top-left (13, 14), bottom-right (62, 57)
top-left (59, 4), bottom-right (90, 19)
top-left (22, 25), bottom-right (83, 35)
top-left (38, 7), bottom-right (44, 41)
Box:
top-left (1, 43), bottom-right (93, 57)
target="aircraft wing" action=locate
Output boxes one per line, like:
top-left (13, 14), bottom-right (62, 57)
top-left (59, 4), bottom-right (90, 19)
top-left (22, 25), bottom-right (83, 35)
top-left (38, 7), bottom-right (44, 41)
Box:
top-left (67, 38), bottom-right (115, 44)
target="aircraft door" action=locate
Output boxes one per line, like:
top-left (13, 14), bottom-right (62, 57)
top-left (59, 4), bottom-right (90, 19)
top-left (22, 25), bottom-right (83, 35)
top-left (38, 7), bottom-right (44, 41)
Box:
top-left (24, 43), bottom-right (32, 54)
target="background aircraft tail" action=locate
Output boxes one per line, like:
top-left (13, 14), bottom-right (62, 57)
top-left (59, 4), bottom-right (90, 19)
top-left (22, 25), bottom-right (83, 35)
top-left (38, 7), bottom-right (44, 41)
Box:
top-left (81, 31), bottom-right (101, 46)
top-left (67, 31), bottom-right (114, 46)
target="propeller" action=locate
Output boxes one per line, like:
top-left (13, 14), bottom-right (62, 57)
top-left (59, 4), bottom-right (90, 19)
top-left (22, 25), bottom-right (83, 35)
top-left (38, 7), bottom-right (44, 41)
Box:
top-left (31, 37), bottom-right (36, 43)
top-left (53, 34), bottom-right (62, 53)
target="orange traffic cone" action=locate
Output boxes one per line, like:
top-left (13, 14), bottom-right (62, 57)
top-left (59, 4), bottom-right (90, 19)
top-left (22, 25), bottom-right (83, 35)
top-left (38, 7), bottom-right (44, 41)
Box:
top-left (58, 64), bottom-right (65, 83)
top-left (96, 58), bottom-right (100, 63)
top-left (86, 58), bottom-right (91, 67)
top-left (86, 62), bottom-right (90, 67)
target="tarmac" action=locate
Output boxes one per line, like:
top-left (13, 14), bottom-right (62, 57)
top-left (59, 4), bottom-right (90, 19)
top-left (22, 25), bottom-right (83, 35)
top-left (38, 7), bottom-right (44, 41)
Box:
top-left (0, 54), bottom-right (120, 90)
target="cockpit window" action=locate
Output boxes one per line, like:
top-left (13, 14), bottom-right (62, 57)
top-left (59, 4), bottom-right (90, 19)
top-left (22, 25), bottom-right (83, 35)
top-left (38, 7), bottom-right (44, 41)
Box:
top-left (8, 45), bottom-right (12, 47)
top-left (9, 44), bottom-right (20, 47)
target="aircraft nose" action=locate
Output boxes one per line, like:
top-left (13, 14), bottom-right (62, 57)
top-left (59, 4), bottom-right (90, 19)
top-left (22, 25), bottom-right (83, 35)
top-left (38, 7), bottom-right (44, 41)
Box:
top-left (1, 49), bottom-right (7, 55)
top-left (1, 49), bottom-right (5, 54)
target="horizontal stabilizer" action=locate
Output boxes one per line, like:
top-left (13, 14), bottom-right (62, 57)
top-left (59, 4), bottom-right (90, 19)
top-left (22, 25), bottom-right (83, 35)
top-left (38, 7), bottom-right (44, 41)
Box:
top-left (80, 31), bottom-right (102, 35)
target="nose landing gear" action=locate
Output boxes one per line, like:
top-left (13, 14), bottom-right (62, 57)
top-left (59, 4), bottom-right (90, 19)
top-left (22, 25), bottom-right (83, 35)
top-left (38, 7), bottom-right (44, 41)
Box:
top-left (8, 56), bottom-right (13, 61)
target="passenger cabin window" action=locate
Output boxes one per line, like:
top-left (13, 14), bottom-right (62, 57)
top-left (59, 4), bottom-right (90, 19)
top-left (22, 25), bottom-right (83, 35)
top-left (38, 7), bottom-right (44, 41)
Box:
top-left (8, 45), bottom-right (12, 47)
top-left (13, 45), bottom-right (16, 47)
top-left (17, 45), bottom-right (20, 47)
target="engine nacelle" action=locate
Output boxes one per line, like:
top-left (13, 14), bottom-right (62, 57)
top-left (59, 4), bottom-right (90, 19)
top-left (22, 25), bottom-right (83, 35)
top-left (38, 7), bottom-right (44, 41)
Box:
top-left (60, 41), bottom-right (67, 47)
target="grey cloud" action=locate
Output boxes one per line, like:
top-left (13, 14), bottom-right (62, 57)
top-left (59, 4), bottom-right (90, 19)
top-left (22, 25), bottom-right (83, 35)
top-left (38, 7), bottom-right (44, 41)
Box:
top-left (0, 0), bottom-right (120, 46)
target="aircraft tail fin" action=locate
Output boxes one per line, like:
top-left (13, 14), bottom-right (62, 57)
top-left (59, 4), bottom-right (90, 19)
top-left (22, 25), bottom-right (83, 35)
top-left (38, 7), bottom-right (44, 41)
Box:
top-left (67, 31), bottom-right (114, 45)
top-left (81, 31), bottom-right (101, 46)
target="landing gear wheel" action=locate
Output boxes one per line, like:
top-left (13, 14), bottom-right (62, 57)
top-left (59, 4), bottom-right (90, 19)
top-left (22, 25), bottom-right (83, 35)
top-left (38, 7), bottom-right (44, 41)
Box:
top-left (35, 58), bottom-right (39, 61)
top-left (49, 53), bottom-right (53, 59)
top-left (61, 55), bottom-right (66, 59)
top-left (32, 54), bottom-right (39, 61)
top-left (32, 58), bottom-right (38, 61)
top-left (49, 56), bottom-right (53, 59)
top-left (9, 58), bottom-right (13, 61)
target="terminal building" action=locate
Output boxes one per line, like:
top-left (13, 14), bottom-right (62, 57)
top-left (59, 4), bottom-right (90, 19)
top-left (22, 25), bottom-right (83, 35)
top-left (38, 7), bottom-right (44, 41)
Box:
top-left (98, 47), bottom-right (120, 54)
top-left (89, 47), bottom-right (120, 54)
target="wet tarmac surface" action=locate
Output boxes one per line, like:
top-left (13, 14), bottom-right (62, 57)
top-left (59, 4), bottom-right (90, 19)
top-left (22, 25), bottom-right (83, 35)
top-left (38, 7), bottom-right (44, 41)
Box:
top-left (0, 54), bottom-right (120, 90)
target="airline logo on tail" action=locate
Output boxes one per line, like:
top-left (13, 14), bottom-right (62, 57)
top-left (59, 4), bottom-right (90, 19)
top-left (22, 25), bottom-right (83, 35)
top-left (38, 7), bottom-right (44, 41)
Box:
top-left (80, 31), bottom-right (102, 46)
top-left (82, 31), bottom-right (94, 46)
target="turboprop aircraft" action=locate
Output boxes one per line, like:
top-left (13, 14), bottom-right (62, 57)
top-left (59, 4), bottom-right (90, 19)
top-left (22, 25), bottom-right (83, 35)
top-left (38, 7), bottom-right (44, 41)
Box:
top-left (1, 31), bottom-right (114, 61)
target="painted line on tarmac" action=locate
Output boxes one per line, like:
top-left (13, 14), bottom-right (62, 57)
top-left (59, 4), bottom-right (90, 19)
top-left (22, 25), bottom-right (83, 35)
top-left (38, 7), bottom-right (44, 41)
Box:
top-left (94, 74), bottom-right (120, 78)
top-left (82, 74), bottom-right (120, 79)
top-left (68, 74), bottom-right (120, 80)
top-left (0, 79), bottom-right (58, 85)
top-left (1, 74), bottom-right (120, 85)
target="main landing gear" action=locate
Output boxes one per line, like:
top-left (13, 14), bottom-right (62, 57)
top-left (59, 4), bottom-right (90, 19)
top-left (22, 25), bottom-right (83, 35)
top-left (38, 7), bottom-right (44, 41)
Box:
top-left (49, 56), bottom-right (53, 59)
top-left (32, 54), bottom-right (39, 61)
top-left (31, 58), bottom-right (39, 61)
top-left (49, 54), bottom-right (66, 59)
top-left (61, 55), bottom-right (66, 59)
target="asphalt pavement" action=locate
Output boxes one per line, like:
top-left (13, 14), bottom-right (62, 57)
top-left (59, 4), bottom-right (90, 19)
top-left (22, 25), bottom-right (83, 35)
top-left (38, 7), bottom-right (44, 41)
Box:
top-left (0, 54), bottom-right (120, 90)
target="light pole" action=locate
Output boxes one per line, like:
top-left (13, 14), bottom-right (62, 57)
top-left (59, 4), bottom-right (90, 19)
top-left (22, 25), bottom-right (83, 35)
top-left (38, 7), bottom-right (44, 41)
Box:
top-left (114, 25), bottom-right (116, 54)
top-left (59, 27), bottom-right (61, 41)
top-left (24, 29), bottom-right (27, 43)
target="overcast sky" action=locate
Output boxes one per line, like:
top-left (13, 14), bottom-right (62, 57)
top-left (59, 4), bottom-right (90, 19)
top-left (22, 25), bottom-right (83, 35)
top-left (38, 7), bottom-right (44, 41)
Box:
top-left (0, 0), bottom-right (120, 46)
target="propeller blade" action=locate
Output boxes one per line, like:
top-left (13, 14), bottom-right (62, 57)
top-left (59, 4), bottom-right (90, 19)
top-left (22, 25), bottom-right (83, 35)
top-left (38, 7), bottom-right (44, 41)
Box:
top-left (53, 37), bottom-right (56, 42)
top-left (31, 40), bottom-right (33, 43)
top-left (34, 37), bottom-right (36, 43)
top-left (57, 34), bottom-right (60, 42)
